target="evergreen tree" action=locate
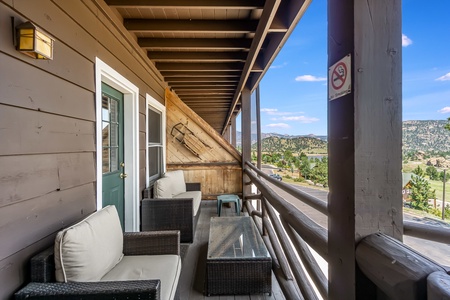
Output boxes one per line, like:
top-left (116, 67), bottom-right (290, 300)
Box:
top-left (413, 165), bottom-right (425, 177)
top-left (409, 175), bottom-right (435, 211)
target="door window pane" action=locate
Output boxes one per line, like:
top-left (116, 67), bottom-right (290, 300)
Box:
top-left (102, 97), bottom-right (110, 121)
top-left (102, 92), bottom-right (121, 174)
top-left (110, 147), bottom-right (118, 172)
top-left (102, 122), bottom-right (110, 147)
top-left (102, 148), bottom-right (110, 173)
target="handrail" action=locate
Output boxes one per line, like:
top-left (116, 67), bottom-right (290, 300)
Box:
top-left (244, 165), bottom-right (328, 258)
top-left (263, 197), bottom-right (320, 300)
top-left (281, 217), bottom-right (328, 299)
top-left (404, 220), bottom-right (450, 244)
top-left (242, 159), bottom-right (450, 300)
top-left (245, 161), bottom-right (328, 215)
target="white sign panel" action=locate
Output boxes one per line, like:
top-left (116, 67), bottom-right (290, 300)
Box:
top-left (328, 54), bottom-right (351, 101)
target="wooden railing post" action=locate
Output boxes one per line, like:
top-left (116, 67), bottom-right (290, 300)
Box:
top-left (328, 0), bottom-right (402, 298)
top-left (241, 88), bottom-right (252, 209)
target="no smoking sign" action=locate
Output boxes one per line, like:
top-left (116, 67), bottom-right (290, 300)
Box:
top-left (328, 54), bottom-right (351, 101)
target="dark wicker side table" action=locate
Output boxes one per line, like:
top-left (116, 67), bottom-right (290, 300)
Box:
top-left (206, 217), bottom-right (272, 296)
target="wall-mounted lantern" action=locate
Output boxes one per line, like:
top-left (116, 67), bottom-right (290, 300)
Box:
top-left (15, 21), bottom-right (54, 60)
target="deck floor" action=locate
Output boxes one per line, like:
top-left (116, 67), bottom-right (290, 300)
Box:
top-left (178, 200), bottom-right (286, 300)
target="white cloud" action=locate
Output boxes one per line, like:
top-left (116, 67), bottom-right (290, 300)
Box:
top-left (402, 34), bottom-right (413, 47)
top-left (261, 108), bottom-right (278, 113)
top-left (295, 75), bottom-right (327, 82)
top-left (280, 116), bottom-right (320, 123)
top-left (261, 108), bottom-right (303, 116)
top-left (438, 107), bottom-right (450, 114)
top-left (266, 123), bottom-right (290, 129)
top-left (269, 62), bottom-right (288, 69)
top-left (436, 72), bottom-right (450, 81)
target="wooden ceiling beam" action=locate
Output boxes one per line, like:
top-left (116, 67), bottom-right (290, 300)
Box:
top-left (176, 91), bottom-right (234, 96)
top-left (268, 15), bottom-right (289, 33)
top-left (178, 95), bottom-right (232, 100)
top-left (173, 86), bottom-right (236, 91)
top-left (138, 38), bottom-right (252, 50)
top-left (156, 62), bottom-right (244, 71)
top-left (162, 71), bottom-right (241, 77)
top-left (170, 83), bottom-right (237, 88)
top-left (125, 19), bottom-right (258, 34)
top-left (148, 51), bottom-right (247, 62)
top-left (191, 107), bottom-right (230, 112)
top-left (183, 99), bottom-right (231, 103)
top-left (167, 77), bottom-right (239, 83)
top-left (105, 0), bottom-right (264, 9)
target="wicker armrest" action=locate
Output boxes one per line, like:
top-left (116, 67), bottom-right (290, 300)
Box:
top-left (123, 231), bottom-right (180, 256)
top-left (141, 198), bottom-right (194, 243)
top-left (186, 182), bottom-right (201, 191)
top-left (15, 280), bottom-right (160, 300)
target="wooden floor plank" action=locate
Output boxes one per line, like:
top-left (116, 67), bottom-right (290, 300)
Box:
top-left (178, 200), bottom-right (284, 299)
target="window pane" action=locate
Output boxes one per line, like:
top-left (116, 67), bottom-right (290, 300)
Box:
top-left (102, 147), bottom-right (110, 173)
top-left (111, 124), bottom-right (118, 147)
top-left (102, 122), bottom-right (109, 147)
top-left (110, 147), bottom-right (119, 172)
top-left (102, 96), bottom-right (109, 122)
top-left (148, 147), bottom-right (161, 179)
top-left (110, 98), bottom-right (118, 123)
top-left (148, 108), bottom-right (161, 143)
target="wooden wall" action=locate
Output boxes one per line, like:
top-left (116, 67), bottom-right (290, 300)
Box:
top-left (0, 0), bottom-right (166, 297)
top-left (165, 89), bottom-right (243, 199)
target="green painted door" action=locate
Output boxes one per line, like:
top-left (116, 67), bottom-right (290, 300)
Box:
top-left (101, 83), bottom-right (125, 229)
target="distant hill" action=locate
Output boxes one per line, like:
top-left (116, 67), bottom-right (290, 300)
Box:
top-left (236, 132), bottom-right (327, 146)
top-left (256, 136), bottom-right (327, 154)
top-left (236, 120), bottom-right (450, 155)
top-left (402, 120), bottom-right (450, 154)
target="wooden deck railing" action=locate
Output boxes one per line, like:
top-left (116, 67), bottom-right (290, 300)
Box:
top-left (243, 161), bottom-right (450, 300)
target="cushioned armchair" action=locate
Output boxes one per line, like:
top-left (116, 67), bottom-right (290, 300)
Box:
top-left (142, 170), bottom-right (202, 243)
top-left (15, 206), bottom-right (181, 300)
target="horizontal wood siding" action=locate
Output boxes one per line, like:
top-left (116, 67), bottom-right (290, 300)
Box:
top-left (0, 0), bottom-right (167, 298)
top-left (165, 89), bottom-right (242, 199)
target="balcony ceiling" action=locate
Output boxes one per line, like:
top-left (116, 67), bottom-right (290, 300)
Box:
top-left (105, 0), bottom-right (311, 134)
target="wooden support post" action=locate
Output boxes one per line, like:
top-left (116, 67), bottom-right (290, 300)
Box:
top-left (231, 114), bottom-right (237, 147)
top-left (241, 88), bottom-right (252, 207)
top-left (256, 85), bottom-right (262, 211)
top-left (327, 0), bottom-right (402, 299)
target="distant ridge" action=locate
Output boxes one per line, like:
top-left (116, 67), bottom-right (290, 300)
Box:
top-left (236, 132), bottom-right (327, 146)
top-left (402, 120), bottom-right (450, 154)
top-left (236, 120), bottom-right (450, 155)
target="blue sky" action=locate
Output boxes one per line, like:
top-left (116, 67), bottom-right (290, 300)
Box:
top-left (254, 0), bottom-right (450, 136)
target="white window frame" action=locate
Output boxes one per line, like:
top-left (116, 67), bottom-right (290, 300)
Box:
top-left (95, 57), bottom-right (140, 232)
top-left (146, 93), bottom-right (166, 186)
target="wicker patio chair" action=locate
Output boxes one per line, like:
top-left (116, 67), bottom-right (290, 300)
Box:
top-left (142, 181), bottom-right (202, 243)
top-left (15, 230), bottom-right (180, 300)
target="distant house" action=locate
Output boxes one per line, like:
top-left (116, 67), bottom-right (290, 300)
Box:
top-left (402, 172), bottom-right (413, 200)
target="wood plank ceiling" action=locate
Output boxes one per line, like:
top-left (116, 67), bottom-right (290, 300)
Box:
top-left (105, 0), bottom-right (311, 134)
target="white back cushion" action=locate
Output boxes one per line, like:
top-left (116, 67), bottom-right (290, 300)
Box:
top-left (164, 170), bottom-right (186, 196)
top-left (54, 205), bottom-right (124, 282)
top-left (154, 177), bottom-right (174, 198)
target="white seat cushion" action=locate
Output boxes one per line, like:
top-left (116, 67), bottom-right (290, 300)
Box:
top-left (54, 205), bottom-right (124, 282)
top-left (173, 191), bottom-right (202, 216)
top-left (101, 255), bottom-right (181, 300)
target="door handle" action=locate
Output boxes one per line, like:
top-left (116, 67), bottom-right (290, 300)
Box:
top-left (120, 173), bottom-right (128, 179)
